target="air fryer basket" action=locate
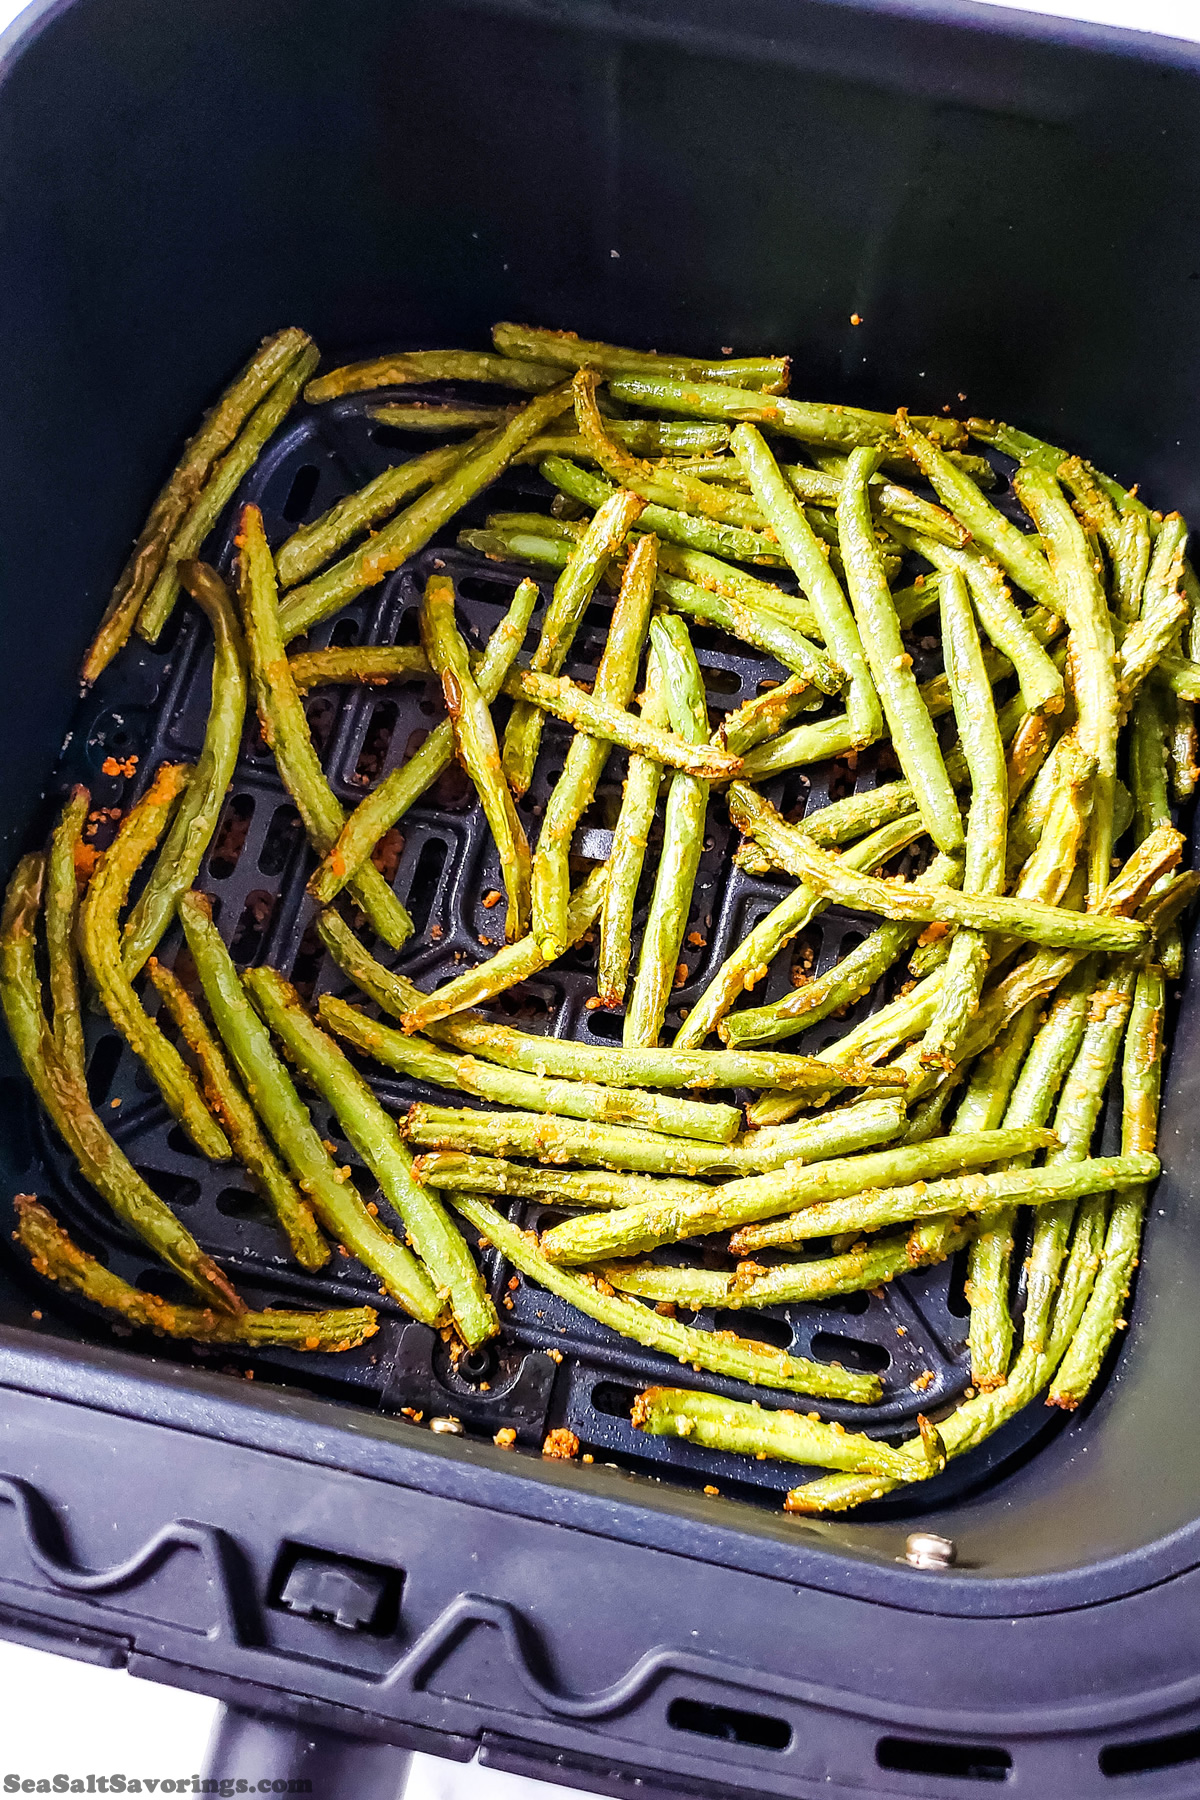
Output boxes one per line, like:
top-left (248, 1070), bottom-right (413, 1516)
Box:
top-left (3, 2), bottom-right (1200, 1796)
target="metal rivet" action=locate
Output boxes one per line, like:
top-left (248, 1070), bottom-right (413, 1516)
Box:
top-left (429, 1416), bottom-right (464, 1436)
top-left (904, 1531), bottom-right (956, 1569)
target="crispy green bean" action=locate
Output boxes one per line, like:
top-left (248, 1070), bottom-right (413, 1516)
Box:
top-left (656, 570), bottom-right (841, 689)
top-left (502, 484), bottom-right (645, 795)
top-left (534, 535), bottom-right (657, 957)
top-left (607, 372), bottom-right (963, 451)
top-left (422, 571), bottom-right (531, 941)
top-left (45, 786), bottom-right (89, 1080)
top-left (16, 1197), bottom-right (374, 1349)
top-left (78, 762), bottom-right (230, 1160)
top-left (0, 856), bottom-right (242, 1312)
top-left (732, 711), bottom-right (866, 780)
top-left (1117, 514), bottom-right (1188, 701)
top-left (782, 462), bottom-right (968, 548)
top-left (720, 920), bottom-right (920, 1049)
top-left (1159, 653), bottom-right (1200, 703)
top-left (598, 650), bottom-right (669, 1006)
top-left (414, 1150), bottom-right (716, 1210)
top-left (1049, 962), bottom-right (1164, 1406)
top-left (83, 328), bottom-right (311, 682)
top-left (601, 1263), bottom-right (738, 1308)
top-left (895, 530), bottom-right (1065, 716)
top-left (122, 564), bottom-right (248, 979)
top-left (520, 418), bottom-right (733, 456)
top-left (731, 1220), bottom-right (976, 1311)
top-left (288, 646), bottom-right (432, 691)
top-left (624, 616), bottom-right (711, 1047)
top-left (304, 349), bottom-right (565, 402)
top-left (177, 892), bottom-right (443, 1322)
top-left (632, 1386), bottom-right (943, 1479)
top-left (1129, 683), bottom-right (1180, 974)
top-left (400, 863), bottom-right (608, 1032)
top-left (718, 675), bottom-right (816, 756)
top-left (1012, 466), bottom-right (1118, 901)
top-left (492, 323), bottom-right (791, 393)
top-left (245, 969), bottom-right (496, 1347)
top-left (275, 439), bottom-right (477, 588)
top-left (839, 447), bottom-right (961, 850)
top-left (319, 995), bottom-right (742, 1143)
top-left (920, 568), bottom-right (1007, 1066)
top-left (370, 403), bottom-right (514, 431)
top-left (237, 503), bottom-right (413, 948)
top-left (498, 666), bottom-right (741, 778)
top-left (1170, 690), bottom-right (1199, 801)
top-left (450, 1193), bottom-right (880, 1402)
top-left (541, 1127), bottom-right (1054, 1266)
top-left (898, 413), bottom-right (1061, 613)
top-left (1008, 737), bottom-right (1095, 910)
top-left (277, 384), bottom-right (572, 640)
top-left (707, 1094), bottom-right (907, 1172)
top-left (147, 958), bottom-right (327, 1269)
top-left (728, 787), bottom-right (1146, 953)
top-left (137, 345), bottom-right (320, 643)
top-left (653, 540), bottom-right (820, 638)
top-left (309, 580), bottom-right (537, 905)
top-left (734, 424), bottom-right (881, 743)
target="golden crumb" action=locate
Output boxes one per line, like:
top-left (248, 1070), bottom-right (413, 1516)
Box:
top-left (493, 1427), bottom-right (517, 1449)
top-left (542, 1428), bottom-right (580, 1460)
top-left (482, 890), bottom-right (502, 908)
top-left (703, 1484), bottom-right (720, 1496)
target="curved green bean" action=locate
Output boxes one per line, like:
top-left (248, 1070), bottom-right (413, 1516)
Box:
top-left (45, 786), bottom-right (90, 1080)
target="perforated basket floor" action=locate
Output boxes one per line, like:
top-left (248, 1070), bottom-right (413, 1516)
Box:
top-left (0, 387), bottom-right (1066, 1515)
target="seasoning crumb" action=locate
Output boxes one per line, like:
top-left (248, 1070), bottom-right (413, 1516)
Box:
top-left (482, 890), bottom-right (502, 908)
top-left (401, 1407), bottom-right (425, 1423)
top-left (703, 1484), bottom-right (720, 1496)
top-left (911, 1369), bottom-right (935, 1392)
top-left (542, 1427), bottom-right (580, 1459)
top-left (493, 1427), bottom-right (517, 1449)
top-left (850, 313), bottom-right (862, 326)
top-left (582, 1452), bottom-right (594, 1464)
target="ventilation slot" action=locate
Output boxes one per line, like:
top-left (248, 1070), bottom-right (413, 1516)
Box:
top-left (208, 794), bottom-right (255, 879)
top-left (230, 890), bottom-right (278, 966)
top-left (589, 1381), bottom-right (638, 1419)
top-left (667, 1697), bottom-right (790, 1752)
top-left (1101, 1726), bottom-right (1200, 1778)
top-left (809, 1331), bottom-right (889, 1374)
top-left (711, 1309), bottom-right (793, 1351)
top-left (258, 804), bottom-right (304, 877)
top-left (405, 838), bottom-right (448, 938)
top-left (216, 1186), bottom-right (272, 1223)
top-left (86, 1035), bottom-right (124, 1107)
top-left (354, 701), bottom-right (399, 785)
top-left (877, 1737), bottom-right (1011, 1782)
top-left (134, 1168), bottom-right (201, 1208)
top-left (281, 464), bottom-right (321, 522)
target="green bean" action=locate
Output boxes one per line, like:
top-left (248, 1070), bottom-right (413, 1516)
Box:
top-left (521, 418), bottom-right (733, 456)
top-left (1047, 969), bottom-right (1136, 1164)
top-left (1007, 710), bottom-right (1060, 809)
top-left (1012, 466), bottom-right (1118, 901)
top-left (147, 958), bottom-right (327, 1269)
top-left (919, 568), bottom-right (1007, 1066)
top-left (16, 1197), bottom-right (374, 1350)
top-left (601, 1264), bottom-right (738, 1308)
top-left (1158, 653), bottom-right (1200, 703)
top-left (839, 448), bottom-right (962, 850)
top-left (177, 892), bottom-right (443, 1322)
top-left (492, 322), bottom-right (792, 393)
top-left (782, 462), bottom-right (968, 548)
top-left (720, 921), bottom-right (920, 1049)
top-left (122, 564), bottom-right (248, 979)
top-left (450, 1193), bottom-right (880, 1402)
top-left (137, 345), bottom-right (320, 643)
top-left (369, 403), bottom-right (513, 432)
top-left (734, 424), bottom-right (881, 743)
top-left (542, 1127), bottom-right (1054, 1266)
top-left (501, 484), bottom-right (645, 795)
top-left (718, 675), bottom-right (816, 756)
top-left (598, 650), bottom-right (669, 1006)
top-left (1117, 514), bottom-right (1188, 701)
top-left (707, 1095), bottom-right (907, 1173)
top-left (674, 808), bottom-right (936, 1052)
top-left (624, 616), bottom-right (711, 1047)
top-left (733, 1153), bottom-right (1153, 1258)
top-left (728, 1219), bottom-right (976, 1311)
top-left (892, 573), bottom-right (943, 632)
top-left (244, 969), bottom-right (495, 1347)
top-left (413, 1150), bottom-right (715, 1210)
top-left (728, 787), bottom-right (1146, 953)
top-left (400, 863), bottom-right (608, 1031)
top-left (1115, 507), bottom-right (1153, 622)
top-left (77, 763), bottom-right (229, 1159)
top-left (304, 349), bottom-right (565, 402)
top-left (653, 540), bottom-right (820, 638)
top-left (1057, 455), bottom-right (1150, 621)
top-left (1129, 683), bottom-right (1180, 974)
top-left (735, 711), bottom-right (866, 780)
top-left (898, 414), bottom-right (1061, 613)
top-left (574, 369), bottom-right (767, 528)
top-left (656, 571), bottom-right (841, 690)
top-left (275, 439), bottom-right (477, 588)
top-left (277, 384), bottom-right (572, 640)
top-left (533, 535), bottom-right (657, 957)
top-left (894, 530), bottom-right (1065, 717)
top-left (308, 580), bottom-right (538, 905)
top-left (540, 454), bottom-right (789, 570)
top-left (607, 372), bottom-right (963, 452)
top-left (0, 856), bottom-right (242, 1312)
top-left (45, 786), bottom-right (90, 1080)
top-left (288, 646), bottom-right (432, 690)
top-left (1170, 690), bottom-right (1198, 800)
top-left (1008, 737), bottom-right (1095, 910)
top-left (319, 995), bottom-right (742, 1144)
top-left (459, 526), bottom-right (571, 572)
top-left (632, 1386), bottom-right (943, 1479)
top-left (82, 328), bottom-right (311, 682)
top-left (237, 503), bottom-right (413, 948)
top-left (422, 571), bottom-right (531, 941)
top-left (1049, 962), bottom-right (1164, 1406)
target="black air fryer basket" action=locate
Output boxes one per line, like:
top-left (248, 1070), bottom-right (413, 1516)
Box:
top-left (3, 2), bottom-right (1200, 1796)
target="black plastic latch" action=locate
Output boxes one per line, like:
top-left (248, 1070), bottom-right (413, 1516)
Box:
top-left (277, 1553), bottom-right (397, 1632)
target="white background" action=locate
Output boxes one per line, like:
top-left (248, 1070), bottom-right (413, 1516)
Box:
top-left (0, 0), bottom-right (1197, 1793)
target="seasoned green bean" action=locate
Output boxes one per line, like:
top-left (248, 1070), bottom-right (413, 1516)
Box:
top-left (83, 328), bottom-right (311, 682)
top-left (498, 666), bottom-right (741, 777)
top-left (277, 384), bottom-right (572, 640)
top-left (721, 920), bottom-right (920, 1050)
top-left (1117, 514), bottom-right (1188, 701)
top-left (656, 570), bottom-right (841, 689)
top-left (148, 958), bottom-right (327, 1269)
top-left (632, 1386), bottom-right (943, 1479)
top-left (782, 461), bottom-right (968, 548)
top-left (308, 580), bottom-right (537, 904)
top-left (413, 1150), bottom-right (716, 1210)
top-left (492, 323), bottom-right (792, 393)
top-left (304, 349), bottom-right (565, 402)
top-left (730, 1219), bottom-right (975, 1311)
top-left (534, 534), bottom-right (657, 957)
top-left (539, 457), bottom-right (790, 575)
top-left (288, 646), bottom-right (432, 691)
top-left (122, 563), bottom-right (248, 978)
top-left (137, 345), bottom-right (319, 643)
top-left (598, 650), bottom-right (669, 1006)
top-left (45, 786), bottom-right (90, 1080)
top-left (607, 372), bottom-right (963, 452)
top-left (624, 616), bottom-right (711, 1047)
top-left (502, 484), bottom-right (645, 795)
top-left (238, 503), bottom-right (413, 948)
top-left (178, 892), bottom-right (443, 1322)
top-left (450, 1193), bottom-right (881, 1401)
top-left (718, 675), bottom-right (816, 756)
